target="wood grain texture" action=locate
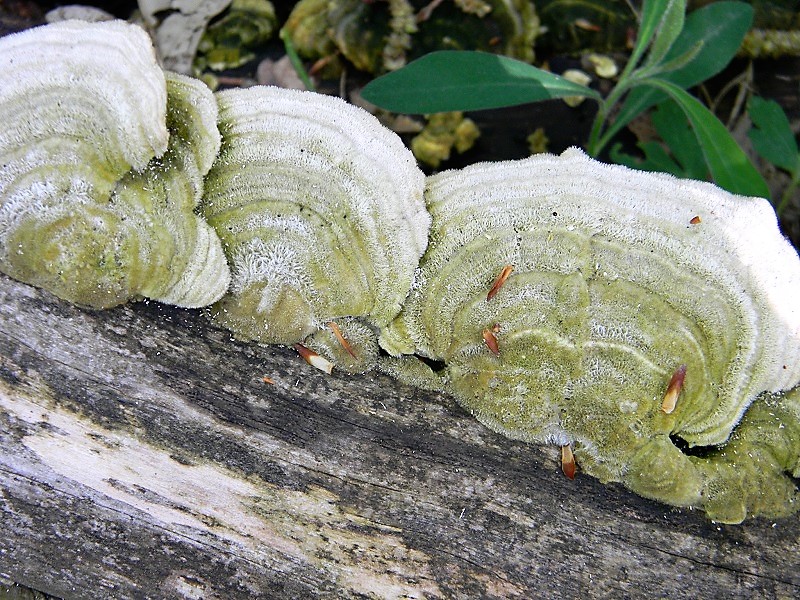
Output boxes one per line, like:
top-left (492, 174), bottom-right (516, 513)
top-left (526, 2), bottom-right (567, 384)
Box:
top-left (0, 273), bottom-right (798, 599)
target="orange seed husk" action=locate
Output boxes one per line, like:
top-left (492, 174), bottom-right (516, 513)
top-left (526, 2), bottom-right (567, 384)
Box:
top-left (328, 321), bottom-right (357, 359)
top-left (662, 364), bottom-right (687, 414)
top-left (487, 265), bottom-right (514, 300)
top-left (294, 343), bottom-right (334, 374)
top-left (482, 328), bottom-right (500, 355)
top-left (561, 445), bottom-right (576, 480)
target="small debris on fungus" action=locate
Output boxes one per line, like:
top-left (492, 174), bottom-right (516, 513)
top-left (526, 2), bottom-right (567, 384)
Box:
top-left (482, 328), bottom-right (500, 355)
top-left (561, 444), bottom-right (577, 479)
top-left (328, 321), bottom-right (357, 358)
top-left (294, 343), bottom-right (334, 374)
top-left (487, 265), bottom-right (514, 300)
top-left (662, 364), bottom-right (687, 414)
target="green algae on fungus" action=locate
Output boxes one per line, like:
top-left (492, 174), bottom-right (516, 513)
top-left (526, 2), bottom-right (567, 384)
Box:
top-left (381, 149), bottom-right (800, 522)
top-left (200, 86), bottom-right (429, 372)
top-left (0, 20), bottom-right (230, 309)
top-left (194, 0), bottom-right (278, 73)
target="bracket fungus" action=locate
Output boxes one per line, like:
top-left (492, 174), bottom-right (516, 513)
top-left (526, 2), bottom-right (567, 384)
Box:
top-left (0, 20), bottom-right (230, 308)
top-left (382, 149), bottom-right (800, 522)
top-left (1, 20), bottom-right (799, 523)
top-left (200, 86), bottom-right (429, 371)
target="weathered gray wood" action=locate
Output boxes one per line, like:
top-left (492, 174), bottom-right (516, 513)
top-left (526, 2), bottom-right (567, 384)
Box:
top-left (0, 272), bottom-right (798, 599)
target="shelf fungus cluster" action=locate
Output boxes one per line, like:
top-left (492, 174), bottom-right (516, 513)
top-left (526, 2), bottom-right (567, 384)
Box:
top-left (0, 20), bottom-right (230, 308)
top-left (380, 149), bottom-right (800, 523)
top-left (2, 21), bottom-right (800, 523)
top-left (282, 0), bottom-right (540, 75)
top-left (200, 86), bottom-right (429, 371)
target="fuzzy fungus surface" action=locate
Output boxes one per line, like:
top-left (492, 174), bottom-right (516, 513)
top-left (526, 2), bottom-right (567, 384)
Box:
top-left (201, 86), bottom-right (429, 371)
top-left (0, 20), bottom-right (230, 308)
top-left (1, 20), bottom-right (799, 524)
top-left (382, 149), bottom-right (800, 522)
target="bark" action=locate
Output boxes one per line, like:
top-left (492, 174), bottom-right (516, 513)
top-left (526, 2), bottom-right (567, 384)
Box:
top-left (0, 273), bottom-right (798, 599)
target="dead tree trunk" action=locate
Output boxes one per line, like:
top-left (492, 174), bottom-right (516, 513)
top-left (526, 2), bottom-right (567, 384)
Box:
top-left (0, 273), bottom-right (798, 599)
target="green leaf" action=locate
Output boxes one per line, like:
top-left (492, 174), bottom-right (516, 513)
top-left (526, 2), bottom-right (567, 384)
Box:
top-left (601, 1), bottom-right (753, 148)
top-left (609, 101), bottom-right (706, 179)
top-left (651, 99), bottom-right (707, 179)
top-left (642, 78), bottom-right (769, 198)
top-left (643, 0), bottom-right (687, 68)
top-left (360, 51), bottom-right (601, 114)
top-left (660, 0), bottom-right (752, 87)
top-left (611, 141), bottom-right (685, 174)
top-left (631, 0), bottom-right (672, 68)
top-left (748, 96), bottom-right (800, 174)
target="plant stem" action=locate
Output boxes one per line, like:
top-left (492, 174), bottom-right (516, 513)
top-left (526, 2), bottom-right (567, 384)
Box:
top-left (280, 28), bottom-right (316, 92)
top-left (777, 170), bottom-right (800, 216)
top-left (586, 78), bottom-right (637, 156)
top-left (586, 109), bottom-right (608, 157)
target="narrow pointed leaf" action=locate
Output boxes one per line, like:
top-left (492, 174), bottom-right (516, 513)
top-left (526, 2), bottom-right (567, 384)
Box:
top-left (651, 99), bottom-right (707, 179)
top-left (615, 100), bottom-right (707, 179)
top-left (602, 1), bottom-right (753, 147)
top-left (280, 27), bottom-right (316, 92)
top-left (361, 51), bottom-right (600, 114)
top-left (611, 141), bottom-right (685, 175)
top-left (631, 0), bottom-right (672, 67)
top-left (643, 0), bottom-right (687, 68)
top-left (642, 78), bottom-right (769, 198)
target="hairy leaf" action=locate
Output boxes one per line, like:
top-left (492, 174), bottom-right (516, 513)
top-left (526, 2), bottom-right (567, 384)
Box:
top-left (642, 0), bottom-right (687, 68)
top-left (604, 1), bottom-right (753, 147)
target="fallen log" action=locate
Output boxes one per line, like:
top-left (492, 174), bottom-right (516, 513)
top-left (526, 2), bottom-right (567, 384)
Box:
top-left (0, 273), bottom-right (798, 599)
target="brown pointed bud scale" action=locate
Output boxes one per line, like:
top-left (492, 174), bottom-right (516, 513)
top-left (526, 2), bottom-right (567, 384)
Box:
top-left (482, 328), bottom-right (500, 355)
top-left (561, 445), bottom-right (576, 480)
top-left (487, 265), bottom-right (514, 301)
top-left (662, 365), bottom-right (687, 414)
top-left (329, 321), bottom-right (357, 359)
top-left (294, 344), bottom-right (334, 375)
